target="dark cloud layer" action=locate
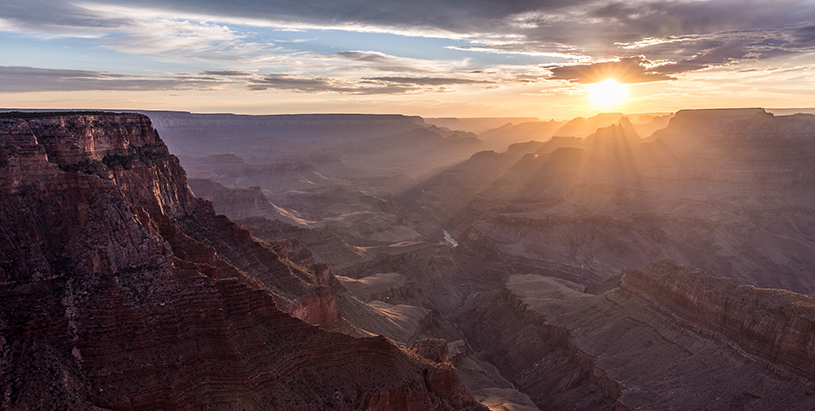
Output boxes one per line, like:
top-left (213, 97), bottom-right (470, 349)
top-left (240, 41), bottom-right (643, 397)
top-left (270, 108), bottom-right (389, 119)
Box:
top-left (3, 0), bottom-right (815, 83)
top-left (118, 0), bottom-right (589, 32)
top-left (0, 66), bottom-right (490, 95)
top-left (547, 57), bottom-right (674, 83)
top-left (792, 25), bottom-right (815, 47)
top-left (332, 51), bottom-right (433, 72)
top-left (0, 0), bottom-right (126, 30)
top-left (0, 66), bottom-right (223, 92)
top-left (249, 74), bottom-right (417, 94)
top-left (200, 70), bottom-right (253, 76)
top-left (535, 1), bottom-right (815, 79)
top-left (248, 75), bottom-right (353, 93)
top-left (367, 77), bottom-right (492, 86)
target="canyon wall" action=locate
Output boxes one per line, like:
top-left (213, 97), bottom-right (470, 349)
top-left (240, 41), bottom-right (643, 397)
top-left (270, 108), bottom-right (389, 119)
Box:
top-left (0, 112), bottom-right (485, 410)
top-left (416, 109), bottom-right (815, 295)
top-left (621, 259), bottom-right (815, 380)
top-left (456, 261), bottom-right (815, 410)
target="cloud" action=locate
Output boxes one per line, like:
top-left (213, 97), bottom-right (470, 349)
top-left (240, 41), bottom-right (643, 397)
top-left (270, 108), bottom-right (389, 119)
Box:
top-left (0, 65), bottom-right (498, 95)
top-left (438, 1), bottom-right (815, 77)
top-left (366, 76), bottom-right (493, 86)
top-left (86, 0), bottom-right (589, 34)
top-left (333, 51), bottom-right (429, 72)
top-left (0, 0), bottom-right (125, 34)
top-left (0, 66), bottom-right (227, 92)
top-left (787, 25), bottom-right (815, 49)
top-left (247, 73), bottom-right (494, 94)
top-left (546, 57), bottom-right (675, 83)
top-left (616, 25), bottom-right (815, 76)
top-left (3, 0), bottom-right (815, 83)
top-left (199, 70), bottom-right (254, 76)
top-left (332, 51), bottom-right (468, 73)
top-left (248, 75), bottom-right (350, 93)
top-left (0, 1), bottom-right (270, 60)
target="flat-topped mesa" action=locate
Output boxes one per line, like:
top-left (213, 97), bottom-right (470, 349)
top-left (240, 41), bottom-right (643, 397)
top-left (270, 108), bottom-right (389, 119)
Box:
top-left (10, 112), bottom-right (167, 162)
top-left (650, 108), bottom-right (788, 150)
top-left (621, 259), bottom-right (815, 380)
top-left (654, 107), bottom-right (770, 141)
top-left (0, 112), bottom-right (486, 410)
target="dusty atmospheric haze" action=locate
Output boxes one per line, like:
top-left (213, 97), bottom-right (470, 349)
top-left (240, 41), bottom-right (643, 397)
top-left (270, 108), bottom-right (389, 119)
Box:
top-left (4, 1), bottom-right (815, 411)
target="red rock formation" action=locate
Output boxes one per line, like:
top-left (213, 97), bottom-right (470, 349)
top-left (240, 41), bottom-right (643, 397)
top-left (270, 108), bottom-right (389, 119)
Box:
top-left (456, 263), bottom-right (815, 410)
top-left (621, 259), bottom-right (815, 380)
top-left (187, 179), bottom-right (282, 220)
top-left (0, 112), bottom-right (485, 410)
top-left (408, 338), bottom-right (451, 364)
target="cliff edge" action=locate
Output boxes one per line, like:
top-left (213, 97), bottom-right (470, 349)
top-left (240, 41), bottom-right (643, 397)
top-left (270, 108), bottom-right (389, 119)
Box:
top-left (0, 112), bottom-right (485, 410)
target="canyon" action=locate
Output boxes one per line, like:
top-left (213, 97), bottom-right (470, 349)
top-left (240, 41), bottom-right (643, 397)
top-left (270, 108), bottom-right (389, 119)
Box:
top-left (457, 260), bottom-right (815, 410)
top-left (2, 108), bottom-right (815, 410)
top-left (414, 109), bottom-right (815, 295)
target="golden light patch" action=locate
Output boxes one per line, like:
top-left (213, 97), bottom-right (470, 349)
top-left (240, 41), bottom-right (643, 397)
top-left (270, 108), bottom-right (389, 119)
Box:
top-left (589, 79), bottom-right (628, 107)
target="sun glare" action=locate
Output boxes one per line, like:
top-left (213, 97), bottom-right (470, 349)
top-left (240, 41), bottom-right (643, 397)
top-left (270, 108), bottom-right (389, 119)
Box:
top-left (589, 79), bottom-right (628, 107)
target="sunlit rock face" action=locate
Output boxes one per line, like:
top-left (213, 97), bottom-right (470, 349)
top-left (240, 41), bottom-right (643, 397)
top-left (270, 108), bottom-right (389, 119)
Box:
top-left (0, 113), bottom-right (486, 411)
top-left (416, 108), bottom-right (815, 295)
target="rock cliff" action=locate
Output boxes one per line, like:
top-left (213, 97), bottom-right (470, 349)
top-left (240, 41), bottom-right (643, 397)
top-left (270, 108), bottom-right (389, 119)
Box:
top-left (455, 261), bottom-right (815, 410)
top-left (621, 260), bottom-right (815, 380)
top-left (415, 109), bottom-right (815, 295)
top-left (0, 112), bottom-right (485, 410)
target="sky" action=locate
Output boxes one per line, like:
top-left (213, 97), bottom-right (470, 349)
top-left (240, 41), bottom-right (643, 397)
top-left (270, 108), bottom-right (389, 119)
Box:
top-left (2, 0), bottom-right (815, 119)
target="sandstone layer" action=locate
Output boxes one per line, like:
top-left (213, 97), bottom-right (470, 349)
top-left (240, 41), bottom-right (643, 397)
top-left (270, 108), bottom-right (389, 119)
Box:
top-left (455, 260), bottom-right (815, 410)
top-left (0, 112), bottom-right (485, 410)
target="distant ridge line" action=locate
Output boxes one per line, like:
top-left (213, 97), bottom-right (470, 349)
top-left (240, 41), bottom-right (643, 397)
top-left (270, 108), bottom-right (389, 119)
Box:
top-left (0, 110), bottom-right (118, 119)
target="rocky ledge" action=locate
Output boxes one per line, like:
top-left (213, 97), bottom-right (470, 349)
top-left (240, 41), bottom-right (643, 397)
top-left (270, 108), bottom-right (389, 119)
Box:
top-left (621, 259), bottom-right (815, 380)
top-left (456, 260), bottom-right (815, 410)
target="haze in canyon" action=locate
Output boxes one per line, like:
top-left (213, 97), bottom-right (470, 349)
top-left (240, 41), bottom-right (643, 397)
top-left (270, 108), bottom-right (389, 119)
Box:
top-left (4, 0), bottom-right (815, 410)
top-left (3, 108), bottom-right (815, 410)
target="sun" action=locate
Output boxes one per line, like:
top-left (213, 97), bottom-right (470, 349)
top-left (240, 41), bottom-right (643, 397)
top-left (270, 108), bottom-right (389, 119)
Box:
top-left (589, 79), bottom-right (628, 107)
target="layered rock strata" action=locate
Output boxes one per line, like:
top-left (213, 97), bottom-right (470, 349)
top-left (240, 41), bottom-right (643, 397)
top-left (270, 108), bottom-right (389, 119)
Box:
top-left (0, 113), bottom-right (485, 410)
top-left (456, 260), bottom-right (815, 410)
top-left (622, 260), bottom-right (815, 380)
